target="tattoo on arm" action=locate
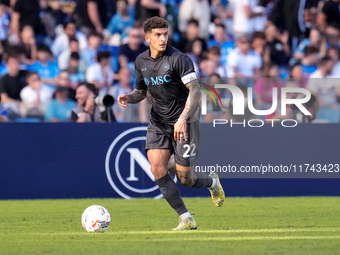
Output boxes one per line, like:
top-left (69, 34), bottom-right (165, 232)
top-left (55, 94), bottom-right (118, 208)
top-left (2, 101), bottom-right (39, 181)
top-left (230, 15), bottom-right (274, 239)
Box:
top-left (127, 89), bottom-right (147, 104)
top-left (179, 80), bottom-right (201, 121)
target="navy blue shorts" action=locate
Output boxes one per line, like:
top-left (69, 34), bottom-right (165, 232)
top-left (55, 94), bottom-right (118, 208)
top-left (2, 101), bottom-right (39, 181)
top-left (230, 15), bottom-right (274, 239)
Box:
top-left (145, 119), bottom-right (200, 167)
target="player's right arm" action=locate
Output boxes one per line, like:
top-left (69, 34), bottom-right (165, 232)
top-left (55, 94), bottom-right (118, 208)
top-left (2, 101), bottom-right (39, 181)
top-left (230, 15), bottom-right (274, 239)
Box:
top-left (117, 89), bottom-right (147, 108)
top-left (118, 56), bottom-right (147, 108)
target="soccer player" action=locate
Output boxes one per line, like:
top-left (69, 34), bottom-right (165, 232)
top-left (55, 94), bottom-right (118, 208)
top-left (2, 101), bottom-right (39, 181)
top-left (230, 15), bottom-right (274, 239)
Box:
top-left (117, 17), bottom-right (225, 230)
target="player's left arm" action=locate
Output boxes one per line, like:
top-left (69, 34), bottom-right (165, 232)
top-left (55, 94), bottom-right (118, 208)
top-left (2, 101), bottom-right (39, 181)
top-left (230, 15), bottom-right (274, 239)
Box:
top-left (174, 54), bottom-right (201, 142)
top-left (179, 79), bottom-right (201, 121)
top-left (174, 78), bottom-right (201, 142)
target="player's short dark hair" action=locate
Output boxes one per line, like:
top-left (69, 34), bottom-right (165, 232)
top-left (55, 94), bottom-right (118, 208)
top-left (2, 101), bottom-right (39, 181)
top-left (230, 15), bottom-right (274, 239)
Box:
top-left (303, 45), bottom-right (319, 56)
top-left (96, 51), bottom-right (111, 62)
top-left (77, 82), bottom-right (98, 96)
top-left (70, 52), bottom-right (80, 60)
top-left (143, 17), bottom-right (169, 34)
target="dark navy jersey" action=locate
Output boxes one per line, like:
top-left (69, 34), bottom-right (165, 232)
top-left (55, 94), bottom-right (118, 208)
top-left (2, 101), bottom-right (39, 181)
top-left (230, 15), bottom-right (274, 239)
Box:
top-left (135, 45), bottom-right (199, 124)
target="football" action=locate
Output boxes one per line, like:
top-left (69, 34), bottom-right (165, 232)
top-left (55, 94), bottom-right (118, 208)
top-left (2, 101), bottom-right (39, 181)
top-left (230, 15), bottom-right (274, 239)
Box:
top-left (81, 205), bottom-right (111, 233)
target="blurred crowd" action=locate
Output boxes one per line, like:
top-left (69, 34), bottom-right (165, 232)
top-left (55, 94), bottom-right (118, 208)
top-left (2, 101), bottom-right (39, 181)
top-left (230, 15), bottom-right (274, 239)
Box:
top-left (0, 0), bottom-right (340, 123)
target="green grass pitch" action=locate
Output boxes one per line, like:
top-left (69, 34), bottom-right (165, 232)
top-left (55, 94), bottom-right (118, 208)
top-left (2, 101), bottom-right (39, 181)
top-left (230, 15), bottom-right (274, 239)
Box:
top-left (1, 197), bottom-right (340, 255)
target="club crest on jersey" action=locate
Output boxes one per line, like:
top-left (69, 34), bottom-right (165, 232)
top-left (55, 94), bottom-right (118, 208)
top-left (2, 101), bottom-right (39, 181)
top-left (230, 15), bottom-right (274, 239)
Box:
top-left (162, 63), bottom-right (170, 71)
top-left (141, 68), bottom-right (147, 72)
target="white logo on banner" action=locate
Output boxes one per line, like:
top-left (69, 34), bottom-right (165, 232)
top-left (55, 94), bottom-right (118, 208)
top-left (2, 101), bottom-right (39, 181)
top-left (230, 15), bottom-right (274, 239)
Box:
top-left (105, 127), bottom-right (176, 199)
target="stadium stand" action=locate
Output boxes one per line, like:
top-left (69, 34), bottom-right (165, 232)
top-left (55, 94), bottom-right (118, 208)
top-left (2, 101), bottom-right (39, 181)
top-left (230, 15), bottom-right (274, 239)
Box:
top-left (0, 0), bottom-right (339, 123)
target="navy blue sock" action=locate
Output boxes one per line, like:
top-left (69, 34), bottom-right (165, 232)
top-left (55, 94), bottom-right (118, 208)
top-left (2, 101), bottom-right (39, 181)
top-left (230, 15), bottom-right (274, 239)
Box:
top-left (156, 174), bottom-right (188, 216)
top-left (193, 172), bottom-right (213, 188)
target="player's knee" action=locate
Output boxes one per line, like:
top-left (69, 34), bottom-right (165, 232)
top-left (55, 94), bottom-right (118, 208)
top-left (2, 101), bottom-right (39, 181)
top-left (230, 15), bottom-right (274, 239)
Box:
top-left (151, 164), bottom-right (168, 179)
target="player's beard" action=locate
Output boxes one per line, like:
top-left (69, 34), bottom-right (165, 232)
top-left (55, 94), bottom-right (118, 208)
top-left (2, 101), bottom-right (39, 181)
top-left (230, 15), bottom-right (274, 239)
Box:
top-left (159, 43), bottom-right (167, 52)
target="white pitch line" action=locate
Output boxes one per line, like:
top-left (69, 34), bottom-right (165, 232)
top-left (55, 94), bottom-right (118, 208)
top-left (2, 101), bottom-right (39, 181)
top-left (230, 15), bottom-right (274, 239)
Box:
top-left (4, 236), bottom-right (340, 244)
top-left (4, 227), bottom-right (340, 236)
top-left (105, 227), bottom-right (340, 235)
top-left (116, 236), bottom-right (340, 242)
top-left (4, 236), bottom-right (340, 243)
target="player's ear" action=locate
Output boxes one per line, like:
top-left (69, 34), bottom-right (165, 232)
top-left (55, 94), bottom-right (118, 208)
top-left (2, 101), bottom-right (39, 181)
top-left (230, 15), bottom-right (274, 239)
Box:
top-left (145, 33), bottom-right (150, 43)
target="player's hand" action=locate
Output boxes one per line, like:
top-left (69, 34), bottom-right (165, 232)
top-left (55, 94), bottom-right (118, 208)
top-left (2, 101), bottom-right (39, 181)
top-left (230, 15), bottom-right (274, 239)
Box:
top-left (174, 118), bottom-right (187, 143)
top-left (117, 94), bottom-right (128, 108)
